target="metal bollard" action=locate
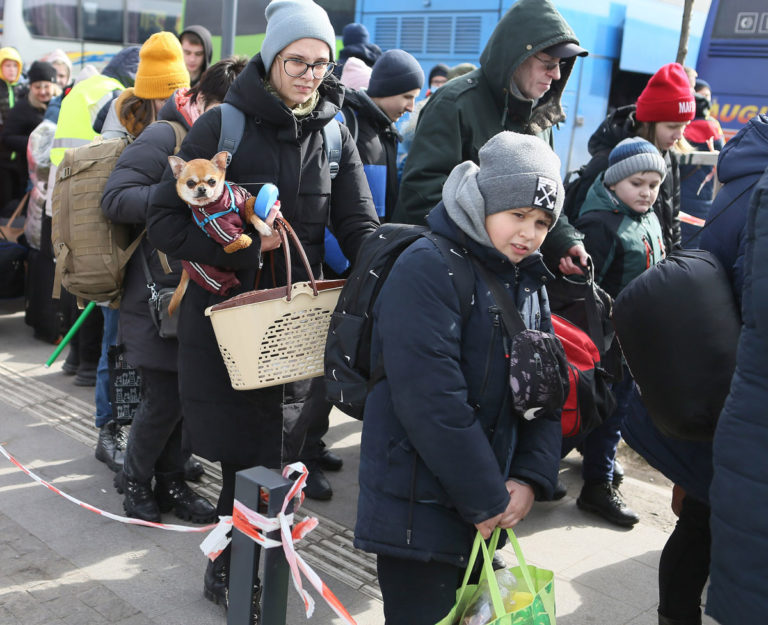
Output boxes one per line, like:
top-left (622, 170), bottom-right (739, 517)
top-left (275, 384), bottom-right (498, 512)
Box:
top-left (228, 466), bottom-right (295, 625)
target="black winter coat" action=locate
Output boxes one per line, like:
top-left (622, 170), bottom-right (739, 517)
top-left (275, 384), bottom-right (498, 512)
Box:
top-left (355, 204), bottom-right (561, 566)
top-left (147, 55), bottom-right (379, 465)
top-left (101, 96), bottom-right (189, 371)
top-left (572, 105), bottom-right (682, 253)
top-left (342, 89), bottom-right (399, 221)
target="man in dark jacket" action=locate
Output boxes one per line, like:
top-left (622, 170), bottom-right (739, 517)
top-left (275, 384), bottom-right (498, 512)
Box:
top-left (332, 22), bottom-right (382, 78)
top-left (394, 0), bottom-right (589, 275)
top-left (179, 25), bottom-right (213, 87)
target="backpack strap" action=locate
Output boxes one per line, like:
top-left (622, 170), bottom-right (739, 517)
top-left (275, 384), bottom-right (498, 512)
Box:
top-left (322, 118), bottom-right (342, 180)
top-left (218, 103), bottom-right (245, 167)
top-left (155, 119), bottom-right (188, 155)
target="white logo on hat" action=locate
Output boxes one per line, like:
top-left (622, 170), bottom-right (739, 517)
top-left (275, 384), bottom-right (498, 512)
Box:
top-left (533, 176), bottom-right (557, 210)
top-left (679, 101), bottom-right (695, 114)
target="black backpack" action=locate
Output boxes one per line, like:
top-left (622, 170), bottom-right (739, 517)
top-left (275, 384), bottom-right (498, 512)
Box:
top-left (561, 165), bottom-right (587, 222)
top-left (324, 224), bottom-right (473, 419)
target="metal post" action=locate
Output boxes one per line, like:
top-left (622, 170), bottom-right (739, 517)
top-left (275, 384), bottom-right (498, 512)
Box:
top-left (221, 0), bottom-right (238, 58)
top-left (228, 466), bottom-right (294, 625)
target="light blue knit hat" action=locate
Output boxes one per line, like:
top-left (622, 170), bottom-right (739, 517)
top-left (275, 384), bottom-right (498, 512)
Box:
top-left (261, 0), bottom-right (336, 73)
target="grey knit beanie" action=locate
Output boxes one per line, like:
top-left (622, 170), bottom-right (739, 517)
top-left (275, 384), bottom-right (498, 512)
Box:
top-left (260, 0), bottom-right (336, 73)
top-left (604, 137), bottom-right (667, 186)
top-left (367, 49), bottom-right (424, 98)
top-left (443, 132), bottom-right (564, 247)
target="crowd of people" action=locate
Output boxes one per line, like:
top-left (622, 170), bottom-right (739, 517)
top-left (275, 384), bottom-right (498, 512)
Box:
top-left (0, 0), bottom-right (763, 623)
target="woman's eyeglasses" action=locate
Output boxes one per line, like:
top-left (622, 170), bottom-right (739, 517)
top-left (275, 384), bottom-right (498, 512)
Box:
top-left (278, 55), bottom-right (336, 79)
top-left (532, 54), bottom-right (567, 72)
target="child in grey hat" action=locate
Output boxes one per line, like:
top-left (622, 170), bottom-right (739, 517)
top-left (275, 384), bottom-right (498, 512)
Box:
top-left (355, 131), bottom-right (565, 623)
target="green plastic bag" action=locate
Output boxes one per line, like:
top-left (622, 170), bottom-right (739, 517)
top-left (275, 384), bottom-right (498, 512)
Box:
top-left (436, 528), bottom-right (556, 625)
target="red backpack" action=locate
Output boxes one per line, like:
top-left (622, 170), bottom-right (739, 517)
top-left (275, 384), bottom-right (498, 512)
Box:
top-left (552, 314), bottom-right (616, 438)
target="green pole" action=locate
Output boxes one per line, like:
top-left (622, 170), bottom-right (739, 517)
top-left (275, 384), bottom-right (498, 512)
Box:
top-left (44, 301), bottom-right (97, 367)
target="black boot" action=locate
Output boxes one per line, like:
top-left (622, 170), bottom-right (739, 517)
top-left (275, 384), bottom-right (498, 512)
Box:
top-left (113, 470), bottom-right (161, 522)
top-left (95, 421), bottom-right (126, 472)
top-left (613, 459), bottom-right (625, 488)
top-left (204, 555), bottom-right (229, 607)
top-left (303, 462), bottom-right (332, 500)
top-left (154, 473), bottom-right (217, 524)
top-left (184, 456), bottom-right (205, 482)
top-left (577, 481), bottom-right (640, 527)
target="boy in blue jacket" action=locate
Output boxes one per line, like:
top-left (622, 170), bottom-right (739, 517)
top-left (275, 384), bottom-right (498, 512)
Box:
top-left (355, 131), bottom-right (565, 624)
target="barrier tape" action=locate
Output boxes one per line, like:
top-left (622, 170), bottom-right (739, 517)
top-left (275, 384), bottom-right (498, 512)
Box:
top-left (0, 442), bottom-right (216, 532)
top-left (200, 462), bottom-right (357, 625)
top-left (679, 211), bottom-right (706, 227)
top-left (0, 443), bottom-right (356, 623)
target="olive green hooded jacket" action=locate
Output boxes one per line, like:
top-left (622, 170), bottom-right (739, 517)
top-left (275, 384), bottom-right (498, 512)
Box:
top-left (394, 0), bottom-right (585, 259)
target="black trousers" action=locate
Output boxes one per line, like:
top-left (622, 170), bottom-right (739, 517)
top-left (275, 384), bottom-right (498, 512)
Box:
top-left (377, 554), bottom-right (464, 625)
top-left (658, 495), bottom-right (711, 622)
top-left (123, 367), bottom-right (186, 483)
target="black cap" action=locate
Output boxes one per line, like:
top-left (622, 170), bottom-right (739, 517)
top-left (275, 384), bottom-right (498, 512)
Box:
top-left (544, 41), bottom-right (588, 59)
top-left (27, 60), bottom-right (58, 84)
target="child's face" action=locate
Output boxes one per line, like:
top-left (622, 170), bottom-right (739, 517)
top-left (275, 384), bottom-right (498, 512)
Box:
top-left (654, 122), bottom-right (688, 151)
top-left (610, 171), bottom-right (663, 214)
top-left (485, 207), bottom-right (552, 264)
top-left (2, 60), bottom-right (19, 83)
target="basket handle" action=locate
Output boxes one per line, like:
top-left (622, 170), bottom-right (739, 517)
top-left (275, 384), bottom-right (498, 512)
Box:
top-left (273, 216), bottom-right (320, 301)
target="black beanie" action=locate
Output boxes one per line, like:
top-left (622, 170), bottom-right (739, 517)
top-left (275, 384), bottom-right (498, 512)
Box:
top-left (27, 60), bottom-right (57, 84)
top-left (428, 63), bottom-right (449, 84)
top-left (367, 49), bottom-right (424, 98)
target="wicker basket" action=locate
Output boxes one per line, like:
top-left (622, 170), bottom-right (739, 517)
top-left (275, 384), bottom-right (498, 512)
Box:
top-left (205, 217), bottom-right (344, 390)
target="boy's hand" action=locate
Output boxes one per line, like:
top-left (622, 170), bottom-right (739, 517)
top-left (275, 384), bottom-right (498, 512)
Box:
top-left (558, 244), bottom-right (589, 275)
top-left (498, 480), bottom-right (535, 528)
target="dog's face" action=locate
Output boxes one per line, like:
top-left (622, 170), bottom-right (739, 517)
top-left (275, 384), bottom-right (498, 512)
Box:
top-left (168, 151), bottom-right (229, 207)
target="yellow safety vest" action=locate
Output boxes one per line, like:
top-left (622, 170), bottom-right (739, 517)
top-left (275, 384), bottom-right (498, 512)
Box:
top-left (50, 74), bottom-right (125, 166)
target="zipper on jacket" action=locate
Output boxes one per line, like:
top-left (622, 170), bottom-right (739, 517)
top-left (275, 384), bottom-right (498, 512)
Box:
top-left (475, 308), bottom-right (501, 412)
top-left (406, 454), bottom-right (418, 545)
top-left (642, 236), bottom-right (651, 269)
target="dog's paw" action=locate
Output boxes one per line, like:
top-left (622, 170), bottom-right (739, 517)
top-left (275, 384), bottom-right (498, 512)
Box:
top-left (224, 234), bottom-right (252, 252)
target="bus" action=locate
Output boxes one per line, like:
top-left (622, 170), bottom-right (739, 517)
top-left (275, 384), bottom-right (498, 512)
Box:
top-left (0, 0), bottom-right (354, 69)
top-left (695, 0), bottom-right (768, 140)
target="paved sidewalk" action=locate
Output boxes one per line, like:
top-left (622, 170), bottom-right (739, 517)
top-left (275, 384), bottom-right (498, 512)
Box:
top-left (0, 304), bottom-right (716, 625)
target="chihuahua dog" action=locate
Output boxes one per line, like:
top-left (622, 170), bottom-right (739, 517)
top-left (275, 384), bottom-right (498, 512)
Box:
top-left (166, 150), bottom-right (273, 315)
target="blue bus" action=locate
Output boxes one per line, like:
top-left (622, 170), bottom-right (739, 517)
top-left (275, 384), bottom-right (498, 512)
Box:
top-left (695, 0), bottom-right (768, 140)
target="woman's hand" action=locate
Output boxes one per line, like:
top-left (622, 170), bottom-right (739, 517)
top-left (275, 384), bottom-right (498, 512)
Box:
top-left (260, 206), bottom-right (283, 253)
top-left (498, 480), bottom-right (535, 529)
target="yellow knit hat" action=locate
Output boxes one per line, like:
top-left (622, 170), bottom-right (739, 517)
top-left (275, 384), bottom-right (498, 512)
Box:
top-left (134, 32), bottom-right (190, 99)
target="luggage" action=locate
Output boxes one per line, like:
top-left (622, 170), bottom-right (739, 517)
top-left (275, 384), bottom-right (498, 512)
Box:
top-left (613, 249), bottom-right (740, 440)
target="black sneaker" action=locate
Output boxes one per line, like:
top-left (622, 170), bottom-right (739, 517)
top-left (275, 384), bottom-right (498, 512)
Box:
top-left (317, 448), bottom-right (343, 472)
top-left (552, 480), bottom-right (568, 501)
top-left (114, 471), bottom-right (161, 523)
top-left (154, 474), bottom-right (217, 524)
top-left (73, 365), bottom-right (97, 387)
top-left (95, 421), bottom-right (125, 472)
top-left (577, 481), bottom-right (639, 527)
top-left (61, 349), bottom-right (79, 375)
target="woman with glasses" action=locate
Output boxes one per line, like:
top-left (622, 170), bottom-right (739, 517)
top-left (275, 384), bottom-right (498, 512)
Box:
top-left (147, 0), bottom-right (379, 615)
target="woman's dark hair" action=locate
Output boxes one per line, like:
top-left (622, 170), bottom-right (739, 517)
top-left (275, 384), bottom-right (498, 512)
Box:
top-left (188, 56), bottom-right (248, 106)
top-left (118, 91), bottom-right (157, 135)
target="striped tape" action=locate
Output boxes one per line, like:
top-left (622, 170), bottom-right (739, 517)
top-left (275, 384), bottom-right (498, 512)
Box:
top-left (200, 462), bottom-right (357, 624)
top-left (0, 442), bottom-right (216, 532)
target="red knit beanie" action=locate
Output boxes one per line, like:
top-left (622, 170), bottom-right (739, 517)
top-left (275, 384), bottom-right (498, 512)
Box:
top-left (636, 63), bottom-right (695, 123)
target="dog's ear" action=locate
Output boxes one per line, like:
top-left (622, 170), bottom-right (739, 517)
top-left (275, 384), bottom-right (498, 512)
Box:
top-left (212, 151), bottom-right (229, 172)
top-left (168, 155), bottom-right (187, 179)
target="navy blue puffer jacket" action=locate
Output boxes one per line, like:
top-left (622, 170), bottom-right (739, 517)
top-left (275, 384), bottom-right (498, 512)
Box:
top-left (354, 203), bottom-right (562, 567)
top-left (706, 164), bottom-right (768, 624)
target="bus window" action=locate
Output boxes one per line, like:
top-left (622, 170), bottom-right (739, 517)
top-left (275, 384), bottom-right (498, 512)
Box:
top-left (712, 0), bottom-right (768, 40)
top-left (23, 0), bottom-right (77, 38)
top-left (126, 0), bottom-right (182, 45)
top-left (82, 0), bottom-right (122, 43)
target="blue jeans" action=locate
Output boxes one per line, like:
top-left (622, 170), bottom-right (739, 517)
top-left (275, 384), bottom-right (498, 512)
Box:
top-left (562, 365), bottom-right (636, 483)
top-left (95, 306), bottom-right (119, 427)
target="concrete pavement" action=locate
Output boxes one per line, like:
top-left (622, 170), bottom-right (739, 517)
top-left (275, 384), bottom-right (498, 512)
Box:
top-left (0, 301), bottom-right (716, 625)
